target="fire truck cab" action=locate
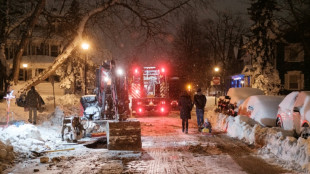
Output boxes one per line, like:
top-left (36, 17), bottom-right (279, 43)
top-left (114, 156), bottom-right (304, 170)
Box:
top-left (130, 66), bottom-right (170, 115)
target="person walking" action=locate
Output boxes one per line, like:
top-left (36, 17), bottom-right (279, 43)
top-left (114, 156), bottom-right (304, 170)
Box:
top-left (25, 86), bottom-right (41, 125)
top-left (178, 90), bottom-right (193, 134)
top-left (194, 88), bottom-right (207, 132)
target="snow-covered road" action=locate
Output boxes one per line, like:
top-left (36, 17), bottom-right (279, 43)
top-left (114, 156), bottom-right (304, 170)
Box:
top-left (3, 111), bottom-right (295, 174)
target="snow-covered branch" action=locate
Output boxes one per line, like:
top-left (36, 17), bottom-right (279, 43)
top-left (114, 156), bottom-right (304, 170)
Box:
top-left (17, 0), bottom-right (119, 94)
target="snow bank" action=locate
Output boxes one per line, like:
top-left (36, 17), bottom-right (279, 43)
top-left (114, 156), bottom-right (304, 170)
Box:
top-left (0, 107), bottom-right (65, 160)
top-left (56, 94), bottom-right (80, 105)
top-left (0, 124), bottom-right (44, 157)
top-left (207, 110), bottom-right (310, 172)
top-left (0, 140), bottom-right (15, 172)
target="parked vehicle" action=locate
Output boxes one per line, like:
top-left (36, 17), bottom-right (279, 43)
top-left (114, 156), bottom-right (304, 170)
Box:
top-left (238, 95), bottom-right (285, 127)
top-left (219, 87), bottom-right (265, 116)
top-left (226, 87), bottom-right (265, 107)
top-left (276, 91), bottom-right (310, 138)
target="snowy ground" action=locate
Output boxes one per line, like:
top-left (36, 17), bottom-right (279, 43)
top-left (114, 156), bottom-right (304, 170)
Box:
top-left (0, 95), bottom-right (307, 173)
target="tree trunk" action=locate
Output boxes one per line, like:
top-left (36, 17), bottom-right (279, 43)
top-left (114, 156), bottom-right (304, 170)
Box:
top-left (17, 0), bottom-right (118, 94)
top-left (12, 0), bottom-right (46, 84)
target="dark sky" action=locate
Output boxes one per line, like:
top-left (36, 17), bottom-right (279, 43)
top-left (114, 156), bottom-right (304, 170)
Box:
top-left (91, 0), bottom-right (251, 68)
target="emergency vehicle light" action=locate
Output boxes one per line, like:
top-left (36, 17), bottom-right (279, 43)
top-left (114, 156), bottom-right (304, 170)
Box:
top-left (161, 68), bottom-right (165, 73)
top-left (134, 68), bottom-right (139, 74)
top-left (138, 108), bottom-right (143, 113)
top-left (160, 107), bottom-right (165, 112)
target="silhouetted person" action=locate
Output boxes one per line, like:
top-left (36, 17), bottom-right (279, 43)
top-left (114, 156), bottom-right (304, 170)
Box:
top-left (194, 88), bottom-right (206, 132)
top-left (178, 90), bottom-right (193, 134)
top-left (25, 86), bottom-right (41, 125)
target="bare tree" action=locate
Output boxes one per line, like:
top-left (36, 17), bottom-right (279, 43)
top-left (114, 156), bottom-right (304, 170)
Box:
top-left (16, 0), bottom-right (195, 94)
top-left (276, 0), bottom-right (310, 55)
top-left (0, 0), bottom-right (36, 91)
top-left (172, 15), bottom-right (208, 87)
top-left (11, 0), bottom-right (46, 84)
top-left (201, 11), bottom-right (247, 78)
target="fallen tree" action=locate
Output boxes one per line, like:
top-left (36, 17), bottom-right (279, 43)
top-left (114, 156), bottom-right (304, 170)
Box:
top-left (15, 0), bottom-right (193, 94)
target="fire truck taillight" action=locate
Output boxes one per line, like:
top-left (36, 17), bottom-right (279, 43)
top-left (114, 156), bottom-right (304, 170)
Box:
top-left (161, 68), bottom-right (165, 73)
top-left (161, 101), bottom-right (166, 105)
top-left (138, 108), bottom-right (143, 113)
top-left (134, 68), bottom-right (139, 74)
top-left (135, 89), bottom-right (139, 94)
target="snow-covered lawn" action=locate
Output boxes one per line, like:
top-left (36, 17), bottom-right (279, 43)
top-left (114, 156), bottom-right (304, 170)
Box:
top-left (0, 92), bottom-right (81, 171)
top-left (207, 109), bottom-right (310, 172)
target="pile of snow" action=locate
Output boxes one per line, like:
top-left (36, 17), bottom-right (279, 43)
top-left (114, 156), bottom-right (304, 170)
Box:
top-left (56, 94), bottom-right (80, 106)
top-left (207, 110), bottom-right (310, 172)
top-left (0, 124), bottom-right (63, 158)
top-left (227, 87), bottom-right (264, 106)
top-left (0, 107), bottom-right (66, 163)
top-left (0, 140), bottom-right (15, 172)
top-left (42, 106), bottom-right (64, 126)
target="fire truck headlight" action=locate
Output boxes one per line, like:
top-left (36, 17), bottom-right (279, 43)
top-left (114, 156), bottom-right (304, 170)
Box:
top-left (116, 68), bottom-right (124, 76)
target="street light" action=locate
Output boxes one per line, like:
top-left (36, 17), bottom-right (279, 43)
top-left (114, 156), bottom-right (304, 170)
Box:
top-left (214, 67), bottom-right (219, 72)
top-left (81, 42), bottom-right (89, 95)
top-left (214, 66), bottom-right (220, 105)
top-left (187, 84), bottom-right (191, 92)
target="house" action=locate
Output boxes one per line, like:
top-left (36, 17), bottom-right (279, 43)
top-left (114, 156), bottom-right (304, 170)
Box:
top-left (276, 42), bottom-right (309, 94)
top-left (4, 31), bottom-right (66, 95)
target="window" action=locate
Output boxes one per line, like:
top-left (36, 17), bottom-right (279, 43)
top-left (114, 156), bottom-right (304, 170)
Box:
top-left (285, 71), bottom-right (304, 90)
top-left (35, 68), bottom-right (45, 76)
top-left (284, 43), bottom-right (304, 62)
top-left (51, 45), bottom-right (59, 57)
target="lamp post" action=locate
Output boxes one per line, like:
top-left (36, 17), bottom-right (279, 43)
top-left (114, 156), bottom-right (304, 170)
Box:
top-left (81, 42), bottom-right (89, 95)
top-left (214, 66), bottom-right (220, 105)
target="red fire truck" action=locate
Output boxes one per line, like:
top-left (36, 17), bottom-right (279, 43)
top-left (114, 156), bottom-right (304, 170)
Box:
top-left (129, 66), bottom-right (170, 115)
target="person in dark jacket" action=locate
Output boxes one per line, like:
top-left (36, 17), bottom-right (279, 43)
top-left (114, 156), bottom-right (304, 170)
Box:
top-left (194, 88), bottom-right (207, 132)
top-left (25, 86), bottom-right (41, 124)
top-left (178, 90), bottom-right (193, 134)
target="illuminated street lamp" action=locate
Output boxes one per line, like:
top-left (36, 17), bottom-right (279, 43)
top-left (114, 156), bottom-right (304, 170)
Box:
top-left (213, 66), bottom-right (220, 105)
top-left (187, 84), bottom-right (191, 92)
top-left (81, 42), bottom-right (89, 95)
top-left (214, 67), bottom-right (219, 72)
top-left (81, 43), bottom-right (89, 50)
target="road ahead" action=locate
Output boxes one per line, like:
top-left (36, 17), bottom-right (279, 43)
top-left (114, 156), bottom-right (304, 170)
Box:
top-left (125, 111), bottom-right (292, 174)
top-left (5, 110), bottom-right (294, 174)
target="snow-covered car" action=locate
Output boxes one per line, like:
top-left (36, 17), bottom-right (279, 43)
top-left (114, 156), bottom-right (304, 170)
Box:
top-left (276, 91), bottom-right (310, 137)
top-left (226, 87), bottom-right (265, 107)
top-left (238, 95), bottom-right (285, 127)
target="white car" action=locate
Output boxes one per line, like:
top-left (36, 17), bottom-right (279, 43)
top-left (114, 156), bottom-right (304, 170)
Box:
top-left (238, 95), bottom-right (285, 127)
top-left (276, 91), bottom-right (310, 137)
top-left (227, 87), bottom-right (265, 107)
